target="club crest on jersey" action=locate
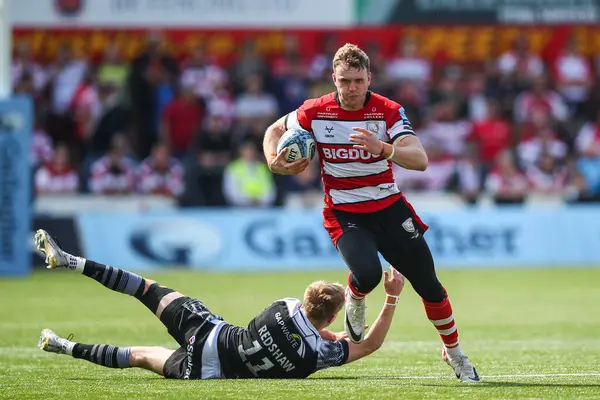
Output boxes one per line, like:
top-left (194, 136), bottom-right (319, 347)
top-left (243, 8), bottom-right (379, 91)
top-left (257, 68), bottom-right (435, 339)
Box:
top-left (366, 121), bottom-right (379, 135)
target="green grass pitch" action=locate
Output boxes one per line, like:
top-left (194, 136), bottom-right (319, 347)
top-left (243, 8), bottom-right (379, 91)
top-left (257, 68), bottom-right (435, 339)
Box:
top-left (1, 268), bottom-right (599, 399)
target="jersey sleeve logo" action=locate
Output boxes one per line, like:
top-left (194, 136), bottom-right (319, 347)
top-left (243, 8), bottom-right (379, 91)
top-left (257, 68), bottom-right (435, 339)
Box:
top-left (399, 107), bottom-right (412, 129)
top-left (398, 107), bottom-right (412, 129)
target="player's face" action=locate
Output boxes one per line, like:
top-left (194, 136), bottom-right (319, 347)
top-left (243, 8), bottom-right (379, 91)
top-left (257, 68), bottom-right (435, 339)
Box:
top-left (332, 64), bottom-right (371, 110)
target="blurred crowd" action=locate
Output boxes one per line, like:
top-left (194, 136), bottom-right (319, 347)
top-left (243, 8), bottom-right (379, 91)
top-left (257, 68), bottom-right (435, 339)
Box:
top-left (15, 31), bottom-right (600, 207)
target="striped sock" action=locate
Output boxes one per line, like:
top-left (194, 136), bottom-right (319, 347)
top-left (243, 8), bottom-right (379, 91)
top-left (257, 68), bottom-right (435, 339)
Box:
top-left (82, 260), bottom-right (145, 298)
top-left (422, 290), bottom-right (463, 358)
top-left (72, 343), bottom-right (131, 368)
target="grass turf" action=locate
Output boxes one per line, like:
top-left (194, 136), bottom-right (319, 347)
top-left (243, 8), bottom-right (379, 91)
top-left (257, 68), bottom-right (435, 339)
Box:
top-left (1, 268), bottom-right (599, 399)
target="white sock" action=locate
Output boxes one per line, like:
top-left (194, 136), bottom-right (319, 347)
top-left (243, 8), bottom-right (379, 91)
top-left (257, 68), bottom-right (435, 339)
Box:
top-left (66, 254), bottom-right (86, 273)
top-left (62, 339), bottom-right (75, 356)
top-left (349, 291), bottom-right (365, 302)
top-left (445, 344), bottom-right (464, 359)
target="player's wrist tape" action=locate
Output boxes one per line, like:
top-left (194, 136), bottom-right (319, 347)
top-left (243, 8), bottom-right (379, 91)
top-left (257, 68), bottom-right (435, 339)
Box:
top-left (385, 144), bottom-right (396, 160)
top-left (378, 142), bottom-right (395, 160)
top-left (385, 294), bottom-right (399, 306)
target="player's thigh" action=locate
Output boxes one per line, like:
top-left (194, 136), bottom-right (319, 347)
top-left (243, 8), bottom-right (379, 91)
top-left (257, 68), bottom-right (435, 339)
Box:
top-left (377, 202), bottom-right (444, 302)
top-left (160, 296), bottom-right (224, 348)
top-left (336, 225), bottom-right (382, 288)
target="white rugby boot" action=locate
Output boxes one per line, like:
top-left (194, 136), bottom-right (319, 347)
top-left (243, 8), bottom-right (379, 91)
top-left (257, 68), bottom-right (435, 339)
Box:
top-left (34, 229), bottom-right (69, 269)
top-left (442, 346), bottom-right (481, 383)
top-left (38, 329), bottom-right (73, 355)
top-left (344, 286), bottom-right (367, 343)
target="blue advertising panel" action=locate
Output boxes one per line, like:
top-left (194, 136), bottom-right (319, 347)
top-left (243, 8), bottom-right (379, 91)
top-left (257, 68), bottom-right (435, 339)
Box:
top-left (0, 97), bottom-right (33, 276)
top-left (77, 207), bottom-right (600, 271)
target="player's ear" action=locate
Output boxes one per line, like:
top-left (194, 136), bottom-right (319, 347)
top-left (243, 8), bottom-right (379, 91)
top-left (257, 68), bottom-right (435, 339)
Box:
top-left (332, 72), bottom-right (337, 84)
top-left (367, 71), bottom-right (372, 86)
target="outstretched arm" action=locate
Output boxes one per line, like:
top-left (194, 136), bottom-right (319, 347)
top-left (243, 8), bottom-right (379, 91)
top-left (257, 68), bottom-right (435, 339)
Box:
top-left (344, 267), bottom-right (405, 364)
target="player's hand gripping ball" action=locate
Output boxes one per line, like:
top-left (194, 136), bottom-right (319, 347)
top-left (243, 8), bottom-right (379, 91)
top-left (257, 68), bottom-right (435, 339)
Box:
top-left (276, 128), bottom-right (316, 163)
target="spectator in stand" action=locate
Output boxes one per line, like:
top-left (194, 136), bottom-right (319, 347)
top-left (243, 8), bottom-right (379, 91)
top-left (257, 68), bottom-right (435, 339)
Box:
top-left (230, 39), bottom-right (270, 96)
top-left (160, 74), bottom-right (205, 158)
top-left (385, 37), bottom-right (431, 88)
top-left (71, 69), bottom-right (101, 145)
top-left (234, 74), bottom-right (279, 123)
top-left (394, 142), bottom-right (455, 192)
top-left (12, 42), bottom-right (47, 93)
top-left (516, 110), bottom-right (568, 171)
top-left (514, 74), bottom-right (568, 124)
top-left (31, 123), bottom-right (54, 169)
top-left (271, 35), bottom-right (305, 79)
top-left (181, 111), bottom-right (232, 207)
top-left (574, 111), bottom-right (600, 201)
top-left (469, 99), bottom-right (512, 178)
top-left (575, 109), bottom-right (600, 156)
top-left (497, 35), bottom-right (544, 81)
top-left (421, 101), bottom-right (472, 158)
top-left (308, 33), bottom-right (338, 81)
top-left (485, 150), bottom-right (529, 205)
top-left (45, 44), bottom-right (87, 145)
top-left (35, 143), bottom-right (79, 195)
top-left (128, 31), bottom-right (179, 159)
top-left (223, 140), bottom-right (275, 207)
top-left (564, 157), bottom-right (594, 202)
top-left (393, 81), bottom-right (426, 130)
top-left (282, 162), bottom-right (323, 209)
top-left (465, 73), bottom-right (490, 123)
top-left (272, 45), bottom-right (308, 115)
top-left (553, 37), bottom-right (592, 118)
top-left (179, 44), bottom-right (228, 102)
top-left (89, 135), bottom-right (136, 195)
top-left (526, 152), bottom-right (568, 195)
top-left (138, 142), bottom-right (184, 197)
top-left (451, 143), bottom-right (482, 205)
top-left (429, 67), bottom-right (468, 117)
top-left (97, 44), bottom-right (129, 94)
top-left (88, 82), bottom-right (130, 157)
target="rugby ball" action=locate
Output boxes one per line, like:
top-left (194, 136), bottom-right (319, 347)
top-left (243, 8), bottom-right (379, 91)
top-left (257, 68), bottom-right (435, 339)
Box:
top-left (277, 128), bottom-right (316, 163)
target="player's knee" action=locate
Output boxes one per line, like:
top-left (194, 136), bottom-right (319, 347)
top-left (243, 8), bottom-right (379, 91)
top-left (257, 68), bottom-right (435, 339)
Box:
top-left (129, 349), bottom-right (148, 368)
top-left (416, 281), bottom-right (445, 303)
top-left (130, 347), bottom-right (162, 369)
top-left (354, 268), bottom-right (382, 293)
top-left (155, 292), bottom-right (185, 319)
top-left (143, 279), bottom-right (157, 295)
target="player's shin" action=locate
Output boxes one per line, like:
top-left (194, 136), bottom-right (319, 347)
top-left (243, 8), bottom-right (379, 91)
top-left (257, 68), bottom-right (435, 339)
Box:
top-left (422, 289), bottom-right (464, 358)
top-left (71, 343), bottom-right (132, 369)
top-left (81, 259), bottom-right (146, 299)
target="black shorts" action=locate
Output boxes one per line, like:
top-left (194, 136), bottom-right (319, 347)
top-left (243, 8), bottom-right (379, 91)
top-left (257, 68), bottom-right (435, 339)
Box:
top-left (324, 197), bottom-right (444, 301)
top-left (160, 295), bottom-right (224, 379)
top-left (324, 196), bottom-right (428, 250)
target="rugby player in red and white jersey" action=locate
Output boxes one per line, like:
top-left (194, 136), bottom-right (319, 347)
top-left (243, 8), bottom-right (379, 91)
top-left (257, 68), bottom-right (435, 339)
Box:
top-left (263, 44), bottom-right (480, 382)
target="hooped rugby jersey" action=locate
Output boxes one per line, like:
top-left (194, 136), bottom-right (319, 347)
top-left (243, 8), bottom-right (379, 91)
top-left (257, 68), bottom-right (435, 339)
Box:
top-left (285, 91), bottom-right (415, 213)
top-left (217, 298), bottom-right (349, 379)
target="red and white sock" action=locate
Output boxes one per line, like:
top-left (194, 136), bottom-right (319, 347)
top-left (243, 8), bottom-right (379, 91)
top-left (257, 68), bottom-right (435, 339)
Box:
top-left (347, 273), bottom-right (367, 301)
top-left (422, 290), bottom-right (463, 359)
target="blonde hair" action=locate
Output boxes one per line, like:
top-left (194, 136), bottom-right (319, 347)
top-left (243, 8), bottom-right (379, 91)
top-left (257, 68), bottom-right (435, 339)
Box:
top-left (332, 43), bottom-right (370, 72)
top-left (303, 281), bottom-right (345, 323)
